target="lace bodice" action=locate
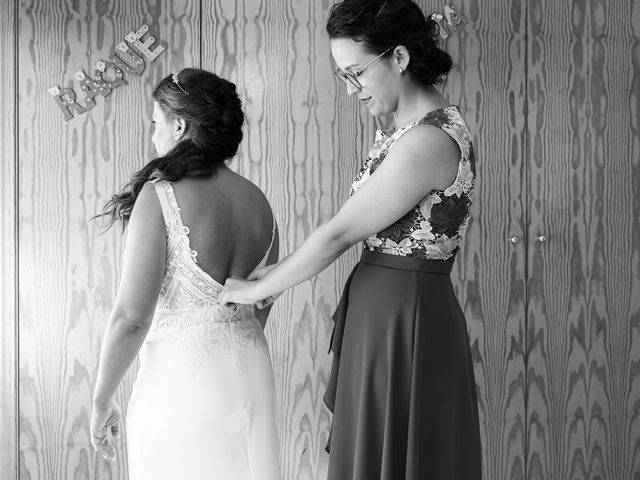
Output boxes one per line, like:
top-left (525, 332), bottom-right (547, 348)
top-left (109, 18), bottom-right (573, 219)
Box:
top-left (351, 106), bottom-right (475, 260)
top-left (145, 180), bottom-right (275, 345)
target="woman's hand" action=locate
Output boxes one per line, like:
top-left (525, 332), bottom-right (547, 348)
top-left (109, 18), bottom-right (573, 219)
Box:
top-left (219, 277), bottom-right (263, 307)
top-left (247, 264), bottom-right (276, 281)
top-left (90, 399), bottom-right (121, 462)
top-left (247, 265), bottom-right (282, 309)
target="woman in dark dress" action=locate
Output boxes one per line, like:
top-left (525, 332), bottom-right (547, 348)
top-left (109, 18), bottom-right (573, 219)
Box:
top-left (221, 0), bottom-right (482, 478)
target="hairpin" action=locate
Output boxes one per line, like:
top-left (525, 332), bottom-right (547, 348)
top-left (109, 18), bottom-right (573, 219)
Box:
top-left (431, 5), bottom-right (467, 42)
top-left (172, 72), bottom-right (189, 95)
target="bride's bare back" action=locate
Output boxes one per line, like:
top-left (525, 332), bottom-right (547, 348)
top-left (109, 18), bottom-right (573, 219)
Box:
top-left (171, 165), bottom-right (277, 286)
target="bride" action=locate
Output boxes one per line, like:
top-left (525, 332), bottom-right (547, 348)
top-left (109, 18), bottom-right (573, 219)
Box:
top-left (90, 68), bottom-right (281, 480)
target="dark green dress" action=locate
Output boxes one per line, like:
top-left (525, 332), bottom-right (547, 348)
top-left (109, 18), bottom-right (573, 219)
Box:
top-left (325, 106), bottom-right (482, 479)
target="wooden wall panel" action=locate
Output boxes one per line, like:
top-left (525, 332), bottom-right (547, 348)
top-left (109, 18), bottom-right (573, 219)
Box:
top-left (1, 0), bottom-right (17, 479)
top-left (204, 1), bottom-right (528, 479)
top-left (17, 1), bottom-right (199, 478)
top-left (17, 1), bottom-right (638, 480)
top-left (526, 0), bottom-right (640, 478)
top-left (202, 1), bottom-right (374, 479)
top-left (417, 1), bottom-right (529, 479)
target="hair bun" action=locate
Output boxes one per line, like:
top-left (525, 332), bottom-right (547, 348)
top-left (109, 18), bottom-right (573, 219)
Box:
top-left (327, 0), bottom-right (453, 87)
top-left (423, 15), bottom-right (441, 42)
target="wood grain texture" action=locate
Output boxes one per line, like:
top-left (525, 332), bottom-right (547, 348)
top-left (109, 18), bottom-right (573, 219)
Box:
top-left (420, 1), bottom-right (529, 478)
top-left (17, 1), bottom-right (199, 478)
top-left (1, 0), bottom-right (18, 479)
top-left (526, 0), bottom-right (640, 478)
top-left (17, 1), bottom-right (640, 480)
top-left (204, 1), bottom-right (528, 479)
top-left (202, 1), bottom-right (374, 478)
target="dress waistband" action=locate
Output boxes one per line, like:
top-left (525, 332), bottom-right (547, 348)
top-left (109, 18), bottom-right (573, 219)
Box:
top-left (360, 250), bottom-right (454, 274)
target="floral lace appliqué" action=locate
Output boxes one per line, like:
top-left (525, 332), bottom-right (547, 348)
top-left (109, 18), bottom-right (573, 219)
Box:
top-left (145, 181), bottom-right (271, 374)
top-left (351, 106), bottom-right (476, 261)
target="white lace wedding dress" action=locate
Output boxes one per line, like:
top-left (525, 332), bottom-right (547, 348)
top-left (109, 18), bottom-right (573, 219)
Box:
top-left (126, 180), bottom-right (281, 480)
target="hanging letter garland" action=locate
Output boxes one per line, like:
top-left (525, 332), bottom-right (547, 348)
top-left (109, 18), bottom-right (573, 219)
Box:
top-left (49, 24), bottom-right (166, 122)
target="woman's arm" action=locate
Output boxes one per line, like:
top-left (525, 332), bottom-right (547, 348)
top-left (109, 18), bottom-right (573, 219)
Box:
top-left (92, 182), bottom-right (166, 407)
top-left (220, 124), bottom-right (459, 305)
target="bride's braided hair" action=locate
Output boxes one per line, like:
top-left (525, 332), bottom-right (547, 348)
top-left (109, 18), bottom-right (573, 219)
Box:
top-left (97, 68), bottom-right (244, 230)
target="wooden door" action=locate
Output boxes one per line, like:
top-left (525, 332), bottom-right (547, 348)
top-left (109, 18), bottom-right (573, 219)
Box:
top-left (17, 1), bottom-right (200, 478)
top-left (424, 0), bottom-right (529, 478)
top-left (198, 1), bottom-right (529, 478)
top-left (1, 0), bottom-right (18, 478)
top-left (11, 1), bottom-right (367, 478)
top-left (526, 0), bottom-right (640, 478)
top-left (200, 1), bottom-right (374, 477)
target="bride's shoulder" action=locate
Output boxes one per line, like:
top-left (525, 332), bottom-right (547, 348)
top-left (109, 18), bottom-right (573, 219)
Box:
top-left (222, 169), bottom-right (271, 205)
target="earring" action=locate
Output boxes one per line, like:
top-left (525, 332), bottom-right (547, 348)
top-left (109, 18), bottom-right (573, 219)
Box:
top-left (399, 67), bottom-right (404, 74)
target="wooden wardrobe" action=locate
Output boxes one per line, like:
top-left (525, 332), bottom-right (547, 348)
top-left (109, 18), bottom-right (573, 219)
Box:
top-left (1, 0), bottom-right (638, 478)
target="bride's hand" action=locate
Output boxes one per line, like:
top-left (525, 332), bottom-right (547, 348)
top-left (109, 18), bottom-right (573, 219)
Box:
top-left (90, 399), bottom-right (121, 462)
top-left (220, 277), bottom-right (262, 307)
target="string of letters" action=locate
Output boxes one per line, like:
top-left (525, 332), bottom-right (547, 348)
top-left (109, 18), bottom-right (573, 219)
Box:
top-left (49, 25), bottom-right (166, 122)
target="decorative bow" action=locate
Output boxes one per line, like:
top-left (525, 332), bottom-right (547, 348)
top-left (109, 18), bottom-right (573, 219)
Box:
top-left (431, 5), bottom-right (467, 42)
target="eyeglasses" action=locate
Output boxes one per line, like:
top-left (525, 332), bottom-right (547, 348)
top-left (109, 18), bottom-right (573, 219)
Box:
top-left (334, 47), bottom-right (394, 90)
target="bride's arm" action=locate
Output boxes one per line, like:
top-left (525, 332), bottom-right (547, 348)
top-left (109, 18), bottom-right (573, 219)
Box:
top-left (92, 183), bottom-right (166, 408)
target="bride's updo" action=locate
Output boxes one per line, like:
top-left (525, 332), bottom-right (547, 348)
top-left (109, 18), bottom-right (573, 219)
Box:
top-left (98, 68), bottom-right (244, 229)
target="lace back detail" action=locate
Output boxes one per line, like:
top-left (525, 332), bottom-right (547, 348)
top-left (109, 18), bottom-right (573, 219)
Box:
top-left (145, 181), bottom-right (260, 352)
top-left (154, 181), bottom-right (199, 261)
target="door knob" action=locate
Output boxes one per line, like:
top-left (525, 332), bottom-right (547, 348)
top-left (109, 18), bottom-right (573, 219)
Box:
top-left (509, 236), bottom-right (520, 244)
top-left (536, 234), bottom-right (547, 243)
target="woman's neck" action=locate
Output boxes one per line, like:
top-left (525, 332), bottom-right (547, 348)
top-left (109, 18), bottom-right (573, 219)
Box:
top-left (392, 84), bottom-right (448, 128)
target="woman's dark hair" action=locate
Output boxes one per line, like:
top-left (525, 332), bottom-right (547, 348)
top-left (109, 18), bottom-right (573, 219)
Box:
top-left (326, 0), bottom-right (452, 86)
top-left (97, 68), bottom-right (244, 229)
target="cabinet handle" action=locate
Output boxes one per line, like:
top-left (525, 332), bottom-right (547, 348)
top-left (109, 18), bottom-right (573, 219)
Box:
top-left (509, 236), bottom-right (520, 244)
top-left (536, 235), bottom-right (547, 243)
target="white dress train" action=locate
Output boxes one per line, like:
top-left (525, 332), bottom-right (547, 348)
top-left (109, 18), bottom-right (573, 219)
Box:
top-left (126, 180), bottom-right (281, 480)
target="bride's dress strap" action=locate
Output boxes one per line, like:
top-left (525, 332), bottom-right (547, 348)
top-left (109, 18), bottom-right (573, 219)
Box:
top-left (150, 179), bottom-right (179, 235)
top-left (250, 215), bottom-right (276, 274)
top-left (150, 180), bottom-right (199, 259)
top-left (152, 179), bottom-right (275, 275)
